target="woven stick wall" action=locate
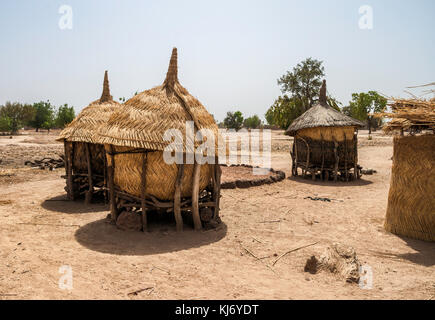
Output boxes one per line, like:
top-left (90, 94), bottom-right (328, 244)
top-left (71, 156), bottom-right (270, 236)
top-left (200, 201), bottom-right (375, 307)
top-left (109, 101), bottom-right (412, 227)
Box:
top-left (107, 146), bottom-right (211, 200)
top-left (384, 135), bottom-right (435, 241)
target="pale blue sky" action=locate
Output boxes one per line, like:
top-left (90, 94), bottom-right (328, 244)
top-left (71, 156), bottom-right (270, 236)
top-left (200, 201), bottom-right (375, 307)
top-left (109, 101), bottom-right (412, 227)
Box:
top-left (0, 0), bottom-right (434, 121)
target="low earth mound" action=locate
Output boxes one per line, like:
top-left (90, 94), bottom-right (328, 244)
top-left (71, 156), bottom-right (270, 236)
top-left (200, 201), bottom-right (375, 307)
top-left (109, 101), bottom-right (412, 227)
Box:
top-left (220, 164), bottom-right (286, 189)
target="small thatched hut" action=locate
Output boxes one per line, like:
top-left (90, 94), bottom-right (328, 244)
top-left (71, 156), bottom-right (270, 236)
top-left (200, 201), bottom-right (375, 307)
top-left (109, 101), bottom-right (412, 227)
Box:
top-left (286, 81), bottom-right (365, 181)
top-left (379, 97), bottom-right (434, 241)
top-left (96, 48), bottom-right (221, 232)
top-left (57, 71), bottom-right (120, 203)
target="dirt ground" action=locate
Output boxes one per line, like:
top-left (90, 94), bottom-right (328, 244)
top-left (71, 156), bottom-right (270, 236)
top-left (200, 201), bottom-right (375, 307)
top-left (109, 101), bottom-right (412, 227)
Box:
top-left (0, 130), bottom-right (434, 300)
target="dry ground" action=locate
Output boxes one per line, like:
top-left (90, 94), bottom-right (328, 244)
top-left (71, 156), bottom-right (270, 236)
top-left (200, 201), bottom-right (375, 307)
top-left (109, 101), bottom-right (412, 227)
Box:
top-left (0, 130), bottom-right (434, 300)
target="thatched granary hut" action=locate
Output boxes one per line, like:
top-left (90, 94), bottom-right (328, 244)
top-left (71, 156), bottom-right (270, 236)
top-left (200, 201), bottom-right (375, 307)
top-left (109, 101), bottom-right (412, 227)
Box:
top-left (379, 97), bottom-right (434, 241)
top-left (286, 81), bottom-right (365, 181)
top-left (96, 48), bottom-right (221, 232)
top-left (57, 71), bottom-right (120, 203)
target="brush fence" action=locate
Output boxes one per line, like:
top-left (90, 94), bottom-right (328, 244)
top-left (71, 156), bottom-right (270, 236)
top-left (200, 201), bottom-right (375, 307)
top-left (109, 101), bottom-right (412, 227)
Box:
top-left (63, 141), bottom-right (107, 203)
top-left (290, 126), bottom-right (361, 181)
top-left (384, 135), bottom-right (434, 241)
top-left (105, 145), bottom-right (222, 232)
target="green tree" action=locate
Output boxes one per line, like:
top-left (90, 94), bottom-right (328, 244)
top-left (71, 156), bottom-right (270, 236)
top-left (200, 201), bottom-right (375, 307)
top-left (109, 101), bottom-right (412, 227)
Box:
top-left (343, 91), bottom-right (387, 134)
top-left (277, 57), bottom-right (325, 111)
top-left (265, 96), bottom-right (305, 130)
top-left (223, 111), bottom-right (244, 131)
top-left (0, 102), bottom-right (34, 134)
top-left (56, 104), bottom-right (75, 128)
top-left (243, 115), bottom-right (262, 129)
top-left (31, 101), bottom-right (55, 132)
top-left (0, 115), bottom-right (12, 133)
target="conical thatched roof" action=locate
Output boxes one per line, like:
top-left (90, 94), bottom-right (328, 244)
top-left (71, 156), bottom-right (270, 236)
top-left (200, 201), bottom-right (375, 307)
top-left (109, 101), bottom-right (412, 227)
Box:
top-left (96, 48), bottom-right (219, 154)
top-left (286, 80), bottom-right (365, 136)
top-left (57, 71), bottom-right (121, 143)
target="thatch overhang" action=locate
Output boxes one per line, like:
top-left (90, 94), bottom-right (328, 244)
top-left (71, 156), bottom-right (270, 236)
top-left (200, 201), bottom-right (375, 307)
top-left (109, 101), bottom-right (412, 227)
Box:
top-left (95, 48), bottom-right (220, 155)
top-left (285, 81), bottom-right (365, 136)
top-left (57, 71), bottom-right (121, 144)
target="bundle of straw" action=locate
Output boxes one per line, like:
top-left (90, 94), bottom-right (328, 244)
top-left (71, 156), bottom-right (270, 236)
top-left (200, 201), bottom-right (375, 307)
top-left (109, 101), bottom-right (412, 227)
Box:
top-left (377, 98), bottom-right (435, 133)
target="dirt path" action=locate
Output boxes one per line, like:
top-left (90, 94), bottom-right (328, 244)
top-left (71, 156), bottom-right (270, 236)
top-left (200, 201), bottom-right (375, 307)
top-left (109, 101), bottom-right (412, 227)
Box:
top-left (1, 143), bottom-right (434, 300)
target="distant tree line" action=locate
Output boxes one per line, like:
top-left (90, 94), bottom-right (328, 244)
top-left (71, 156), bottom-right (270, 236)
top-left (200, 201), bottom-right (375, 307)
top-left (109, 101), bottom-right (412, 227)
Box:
top-left (220, 111), bottom-right (263, 131)
top-left (264, 57), bottom-right (386, 132)
top-left (0, 101), bottom-right (75, 134)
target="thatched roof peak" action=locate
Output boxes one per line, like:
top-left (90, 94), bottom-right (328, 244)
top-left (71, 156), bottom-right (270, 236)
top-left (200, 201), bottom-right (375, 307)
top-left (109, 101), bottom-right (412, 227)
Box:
top-left (286, 80), bottom-right (365, 136)
top-left (163, 48), bottom-right (179, 89)
top-left (95, 48), bottom-right (220, 154)
top-left (100, 70), bottom-right (112, 103)
top-left (319, 80), bottom-right (327, 105)
top-left (57, 72), bottom-right (121, 143)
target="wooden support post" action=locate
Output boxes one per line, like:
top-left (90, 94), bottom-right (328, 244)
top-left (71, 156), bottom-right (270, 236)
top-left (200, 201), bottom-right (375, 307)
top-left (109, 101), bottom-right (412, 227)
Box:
top-left (85, 143), bottom-right (93, 205)
top-left (333, 138), bottom-right (339, 182)
top-left (107, 145), bottom-right (118, 223)
top-left (212, 159), bottom-right (222, 220)
top-left (294, 138), bottom-right (298, 176)
top-left (103, 148), bottom-right (108, 204)
top-left (173, 163), bottom-right (184, 232)
top-left (320, 134), bottom-right (325, 181)
top-left (191, 162), bottom-right (202, 231)
top-left (353, 131), bottom-right (359, 180)
top-left (141, 152), bottom-right (148, 232)
top-left (65, 141), bottom-right (74, 200)
top-left (343, 133), bottom-right (349, 182)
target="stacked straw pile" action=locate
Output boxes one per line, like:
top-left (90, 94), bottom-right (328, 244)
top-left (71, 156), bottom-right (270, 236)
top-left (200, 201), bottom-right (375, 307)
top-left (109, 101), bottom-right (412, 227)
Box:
top-left (379, 98), bottom-right (435, 133)
top-left (379, 97), bottom-right (435, 241)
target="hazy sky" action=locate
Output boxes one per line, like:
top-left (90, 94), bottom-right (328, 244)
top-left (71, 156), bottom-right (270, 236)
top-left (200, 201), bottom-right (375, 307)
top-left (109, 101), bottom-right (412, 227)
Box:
top-left (0, 0), bottom-right (434, 121)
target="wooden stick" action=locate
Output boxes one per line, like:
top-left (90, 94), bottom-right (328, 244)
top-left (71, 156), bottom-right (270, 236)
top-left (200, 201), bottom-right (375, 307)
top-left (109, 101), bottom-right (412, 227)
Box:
top-left (212, 159), bottom-right (222, 220)
top-left (272, 242), bottom-right (319, 266)
top-left (141, 152), bottom-right (148, 232)
top-left (107, 145), bottom-right (118, 223)
top-left (333, 138), bottom-right (339, 182)
top-left (85, 143), bottom-right (93, 205)
top-left (65, 141), bottom-right (74, 200)
top-left (103, 148), bottom-right (108, 204)
top-left (320, 134), bottom-right (324, 181)
top-left (191, 162), bottom-right (202, 231)
top-left (343, 133), bottom-right (349, 182)
top-left (173, 163), bottom-right (184, 232)
top-left (294, 138), bottom-right (298, 176)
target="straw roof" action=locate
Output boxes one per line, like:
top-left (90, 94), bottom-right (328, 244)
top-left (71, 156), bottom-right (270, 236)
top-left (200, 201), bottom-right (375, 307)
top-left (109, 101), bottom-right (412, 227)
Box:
top-left (57, 71), bottom-right (121, 143)
top-left (286, 80), bottom-right (365, 136)
top-left (377, 98), bottom-right (435, 133)
top-left (96, 48), bottom-right (220, 154)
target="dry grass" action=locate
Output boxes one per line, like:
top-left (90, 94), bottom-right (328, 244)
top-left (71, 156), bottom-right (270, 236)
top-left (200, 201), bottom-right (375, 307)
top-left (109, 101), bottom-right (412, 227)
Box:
top-left (377, 98), bottom-right (435, 133)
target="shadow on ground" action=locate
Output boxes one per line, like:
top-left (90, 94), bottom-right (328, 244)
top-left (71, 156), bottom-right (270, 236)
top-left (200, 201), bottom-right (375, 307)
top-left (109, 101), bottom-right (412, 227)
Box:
top-left (41, 194), bottom-right (109, 214)
top-left (74, 218), bottom-right (227, 256)
top-left (396, 236), bottom-right (435, 267)
top-left (287, 176), bottom-right (373, 187)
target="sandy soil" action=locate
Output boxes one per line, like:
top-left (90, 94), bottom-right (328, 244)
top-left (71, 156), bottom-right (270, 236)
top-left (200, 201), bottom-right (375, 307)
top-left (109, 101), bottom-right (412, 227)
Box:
top-left (0, 130), bottom-right (434, 300)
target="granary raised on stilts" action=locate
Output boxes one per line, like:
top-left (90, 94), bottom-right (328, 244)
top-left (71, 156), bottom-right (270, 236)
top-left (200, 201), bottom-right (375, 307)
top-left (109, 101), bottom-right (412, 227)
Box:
top-left (379, 97), bottom-right (435, 241)
top-left (95, 48), bottom-right (222, 232)
top-left (286, 80), bottom-right (365, 181)
top-left (57, 71), bottom-right (121, 203)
